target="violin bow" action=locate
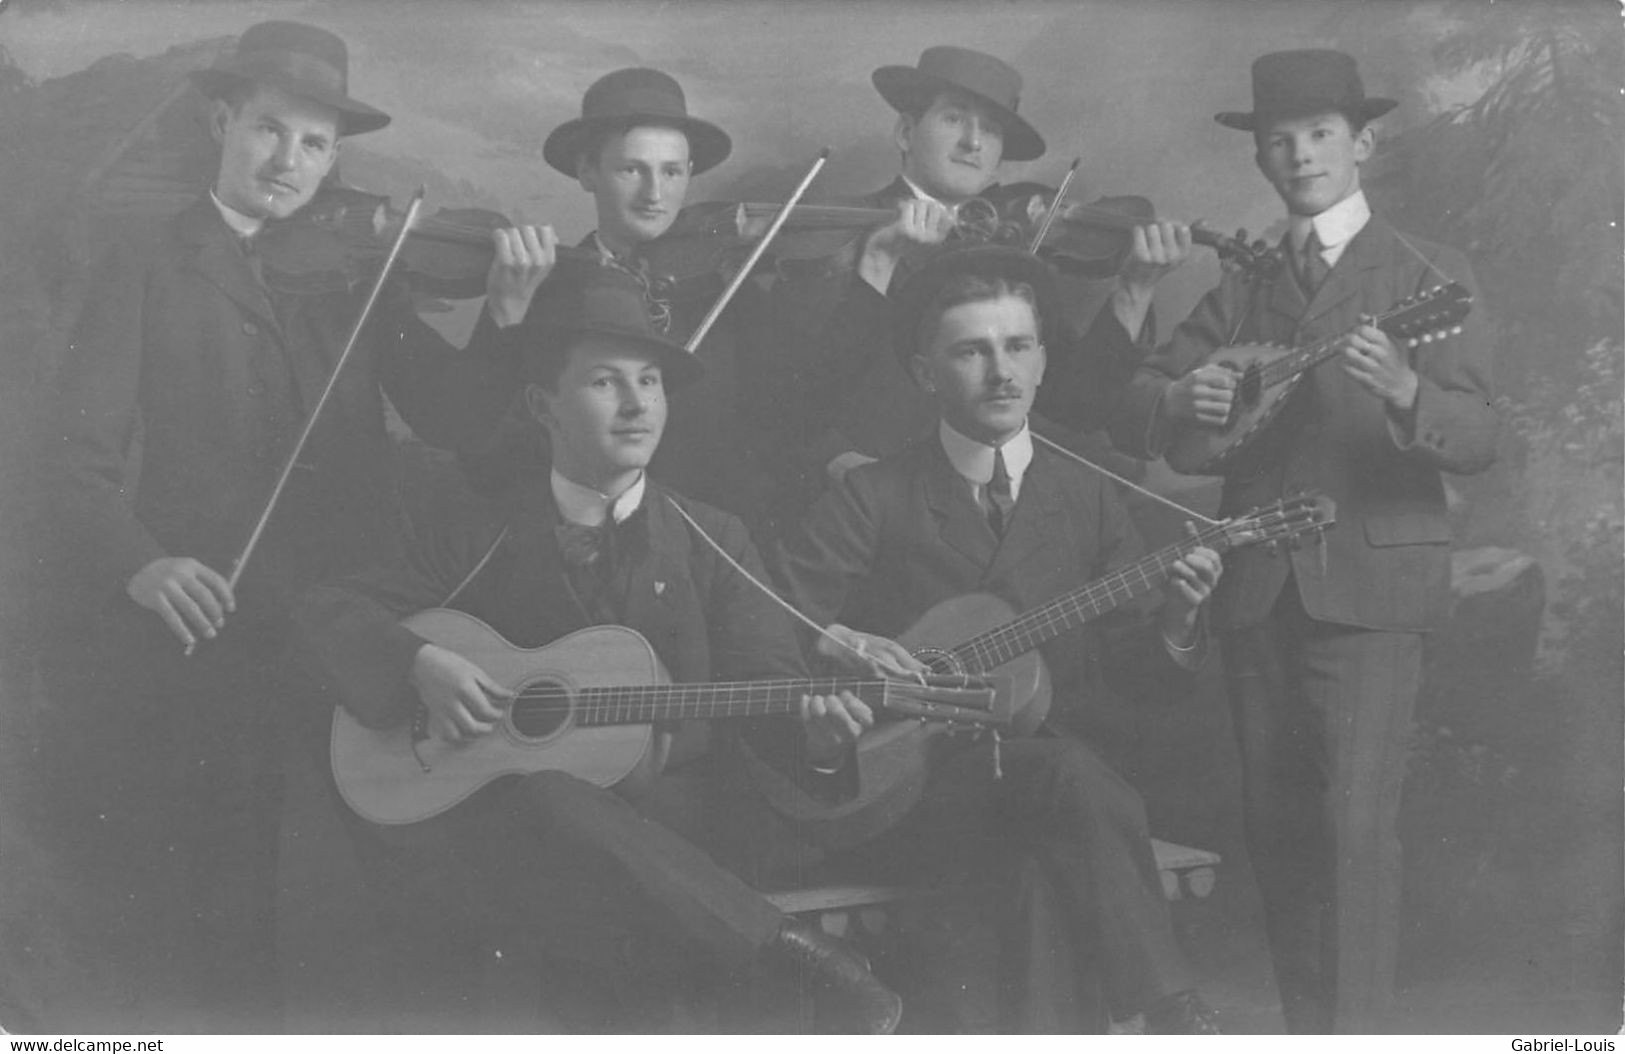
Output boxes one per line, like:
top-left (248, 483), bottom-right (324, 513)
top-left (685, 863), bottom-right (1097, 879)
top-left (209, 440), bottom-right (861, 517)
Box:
top-left (188, 188), bottom-right (428, 654)
top-left (684, 148), bottom-right (830, 352)
top-left (1027, 157), bottom-right (1080, 255)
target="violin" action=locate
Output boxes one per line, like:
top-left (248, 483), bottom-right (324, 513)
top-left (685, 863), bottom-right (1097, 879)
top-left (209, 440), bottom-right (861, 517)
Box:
top-left (255, 184), bottom-right (601, 298)
top-left (979, 182), bottom-right (1283, 279)
top-left (641, 189), bottom-right (1282, 289)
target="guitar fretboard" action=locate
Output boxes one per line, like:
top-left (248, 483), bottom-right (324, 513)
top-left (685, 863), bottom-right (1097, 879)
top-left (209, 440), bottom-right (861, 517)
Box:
top-left (508, 677), bottom-right (885, 733)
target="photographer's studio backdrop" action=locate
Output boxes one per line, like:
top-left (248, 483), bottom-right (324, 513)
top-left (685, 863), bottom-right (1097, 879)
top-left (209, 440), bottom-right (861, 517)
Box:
top-left (0, 0), bottom-right (1619, 1033)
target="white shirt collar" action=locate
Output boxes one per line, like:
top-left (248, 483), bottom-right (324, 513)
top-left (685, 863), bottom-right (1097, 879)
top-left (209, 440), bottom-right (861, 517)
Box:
top-left (1289, 189), bottom-right (1370, 266)
top-left (551, 469), bottom-right (646, 527)
top-left (209, 189), bottom-right (264, 239)
top-left (939, 418), bottom-right (1033, 498)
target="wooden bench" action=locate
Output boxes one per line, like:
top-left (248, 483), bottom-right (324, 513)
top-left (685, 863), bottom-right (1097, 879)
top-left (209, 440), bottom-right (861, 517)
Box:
top-left (764, 838), bottom-right (1220, 937)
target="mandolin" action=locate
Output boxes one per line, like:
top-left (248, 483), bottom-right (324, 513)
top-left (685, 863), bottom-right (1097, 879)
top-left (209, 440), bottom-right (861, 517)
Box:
top-left (1163, 283), bottom-right (1473, 477)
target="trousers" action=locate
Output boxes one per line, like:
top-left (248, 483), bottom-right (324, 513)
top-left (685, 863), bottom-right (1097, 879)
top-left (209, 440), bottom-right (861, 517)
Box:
top-left (1222, 584), bottom-right (1423, 1033)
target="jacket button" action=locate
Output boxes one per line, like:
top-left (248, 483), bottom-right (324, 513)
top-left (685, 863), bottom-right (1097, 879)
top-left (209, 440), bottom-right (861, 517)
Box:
top-left (242, 321), bottom-right (258, 336)
top-left (247, 382), bottom-right (265, 397)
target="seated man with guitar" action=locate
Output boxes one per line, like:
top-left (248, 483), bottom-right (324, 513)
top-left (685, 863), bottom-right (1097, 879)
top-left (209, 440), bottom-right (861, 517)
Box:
top-left (769, 244), bottom-right (1231, 1033)
top-left (1105, 52), bottom-right (1498, 1032)
top-left (293, 260), bottom-right (919, 1033)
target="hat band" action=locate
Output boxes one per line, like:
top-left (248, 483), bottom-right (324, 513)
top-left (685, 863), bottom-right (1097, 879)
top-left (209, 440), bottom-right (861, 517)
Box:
top-left (584, 86), bottom-right (688, 122)
top-left (231, 50), bottom-right (347, 96)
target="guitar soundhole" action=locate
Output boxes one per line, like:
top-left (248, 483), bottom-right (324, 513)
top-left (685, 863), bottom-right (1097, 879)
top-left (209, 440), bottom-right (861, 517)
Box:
top-left (913, 647), bottom-right (965, 678)
top-left (508, 676), bottom-right (573, 741)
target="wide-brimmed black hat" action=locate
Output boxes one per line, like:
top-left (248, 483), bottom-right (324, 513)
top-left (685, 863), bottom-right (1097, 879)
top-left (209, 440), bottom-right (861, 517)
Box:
top-left (872, 46), bottom-right (1046, 163)
top-left (544, 67), bottom-right (732, 177)
top-left (891, 245), bottom-right (1058, 366)
top-left (191, 20), bottom-right (390, 136)
top-left (1216, 49), bottom-right (1397, 132)
top-left (523, 261), bottom-right (703, 390)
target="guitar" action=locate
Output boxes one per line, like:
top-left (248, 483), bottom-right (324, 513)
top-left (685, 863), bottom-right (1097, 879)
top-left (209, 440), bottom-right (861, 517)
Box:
top-left (758, 494), bottom-right (1335, 848)
top-left (331, 609), bottom-right (1010, 826)
top-left (1164, 283), bottom-right (1473, 476)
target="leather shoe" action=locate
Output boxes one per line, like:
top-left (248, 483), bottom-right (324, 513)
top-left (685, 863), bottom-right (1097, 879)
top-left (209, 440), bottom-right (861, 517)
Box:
top-left (1145, 990), bottom-right (1222, 1034)
top-left (771, 920), bottom-right (902, 1034)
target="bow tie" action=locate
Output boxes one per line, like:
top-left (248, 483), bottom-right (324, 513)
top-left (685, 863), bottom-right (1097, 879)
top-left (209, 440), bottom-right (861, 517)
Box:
top-left (555, 520), bottom-right (613, 570)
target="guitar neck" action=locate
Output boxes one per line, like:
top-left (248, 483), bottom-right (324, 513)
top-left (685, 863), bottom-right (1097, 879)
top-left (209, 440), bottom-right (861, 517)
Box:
top-left (954, 523), bottom-right (1236, 670)
top-left (508, 677), bottom-right (886, 733)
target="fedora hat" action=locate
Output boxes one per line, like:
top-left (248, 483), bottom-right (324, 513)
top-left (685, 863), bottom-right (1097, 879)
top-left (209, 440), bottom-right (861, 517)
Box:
top-left (1216, 49), bottom-right (1397, 132)
top-left (544, 68), bottom-right (732, 177)
top-left (872, 46), bottom-right (1046, 163)
top-left (891, 245), bottom-right (1058, 367)
top-left (191, 21), bottom-right (390, 136)
top-left (523, 261), bottom-right (704, 391)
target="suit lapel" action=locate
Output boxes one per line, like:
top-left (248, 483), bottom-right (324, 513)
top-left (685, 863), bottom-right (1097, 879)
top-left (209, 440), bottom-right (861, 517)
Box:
top-left (176, 199), bottom-right (283, 339)
top-left (619, 490), bottom-right (685, 641)
top-left (986, 448), bottom-right (1067, 582)
top-left (507, 477), bottom-right (596, 630)
top-left (923, 442), bottom-right (999, 571)
top-left (1263, 234), bottom-right (1311, 334)
top-left (1302, 216), bottom-right (1393, 330)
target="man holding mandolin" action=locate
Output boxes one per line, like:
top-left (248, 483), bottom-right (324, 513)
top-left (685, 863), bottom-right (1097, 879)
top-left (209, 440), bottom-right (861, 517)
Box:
top-left (36, 20), bottom-right (555, 1030)
top-left (770, 243), bottom-right (1227, 1033)
top-left (1107, 51), bottom-right (1499, 1032)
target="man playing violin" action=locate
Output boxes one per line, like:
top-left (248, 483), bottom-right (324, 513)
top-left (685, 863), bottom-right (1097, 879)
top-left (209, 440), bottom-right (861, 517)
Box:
top-left (746, 46), bottom-right (1193, 530)
top-left (462, 67), bottom-right (772, 524)
top-left (293, 261), bottom-right (901, 1033)
top-left (37, 21), bottom-right (554, 1029)
top-left (1106, 51), bottom-right (1498, 1033)
top-left (770, 244), bottom-right (1225, 1033)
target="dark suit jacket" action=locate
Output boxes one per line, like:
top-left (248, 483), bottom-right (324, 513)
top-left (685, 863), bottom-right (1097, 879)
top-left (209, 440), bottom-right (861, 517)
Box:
top-left (1109, 214), bottom-right (1498, 633)
top-left (772, 436), bottom-right (1198, 729)
top-left (742, 177), bottom-right (1147, 527)
top-left (42, 197), bottom-right (527, 634)
top-left (292, 474), bottom-right (808, 744)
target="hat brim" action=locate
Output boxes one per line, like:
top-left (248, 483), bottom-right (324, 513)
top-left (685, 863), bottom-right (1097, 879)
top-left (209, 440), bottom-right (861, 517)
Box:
top-left (871, 66), bottom-right (1045, 162)
top-left (191, 67), bottom-right (391, 136)
top-left (526, 323), bottom-right (705, 392)
top-left (543, 115), bottom-right (732, 177)
top-left (1215, 96), bottom-right (1398, 131)
top-left (891, 245), bottom-right (1058, 367)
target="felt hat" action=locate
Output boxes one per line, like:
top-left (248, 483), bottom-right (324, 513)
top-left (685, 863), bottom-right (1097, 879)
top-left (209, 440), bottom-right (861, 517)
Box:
top-left (543, 67), bottom-right (732, 176)
top-left (1215, 49), bottom-right (1397, 131)
top-left (191, 20), bottom-right (390, 136)
top-left (872, 46), bottom-right (1045, 162)
top-left (524, 261), bottom-right (703, 391)
top-left (891, 245), bottom-right (1058, 366)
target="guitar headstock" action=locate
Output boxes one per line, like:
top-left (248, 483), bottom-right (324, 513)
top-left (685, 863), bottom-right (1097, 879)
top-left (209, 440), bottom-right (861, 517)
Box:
top-left (880, 672), bottom-right (1014, 728)
top-left (1221, 493), bottom-right (1337, 551)
top-left (1381, 283), bottom-right (1473, 348)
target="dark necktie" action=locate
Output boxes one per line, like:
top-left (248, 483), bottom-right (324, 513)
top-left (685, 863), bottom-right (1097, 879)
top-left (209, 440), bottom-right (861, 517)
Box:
top-left (986, 447), bottom-right (1015, 537)
top-left (1297, 229), bottom-right (1327, 296)
top-left (555, 520), bottom-right (613, 573)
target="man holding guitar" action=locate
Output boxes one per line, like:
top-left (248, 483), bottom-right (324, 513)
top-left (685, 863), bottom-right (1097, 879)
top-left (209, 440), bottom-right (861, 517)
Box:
top-left (1106, 51), bottom-right (1499, 1032)
top-left (770, 243), bottom-right (1226, 1033)
top-left (294, 261), bottom-right (904, 1033)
